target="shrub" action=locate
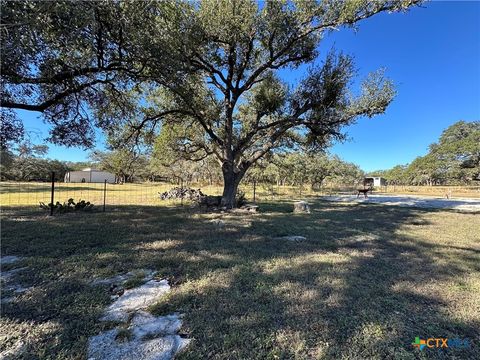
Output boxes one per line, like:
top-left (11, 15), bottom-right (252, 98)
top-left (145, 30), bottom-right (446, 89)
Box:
top-left (39, 198), bottom-right (94, 213)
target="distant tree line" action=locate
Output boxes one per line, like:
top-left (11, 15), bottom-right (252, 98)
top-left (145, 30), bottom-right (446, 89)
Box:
top-left (369, 121), bottom-right (480, 186)
top-left (245, 153), bottom-right (364, 189)
top-left (2, 121), bottom-right (477, 187)
top-left (1, 142), bottom-right (89, 181)
top-left (0, 142), bottom-right (147, 183)
top-left (1, 142), bottom-right (364, 188)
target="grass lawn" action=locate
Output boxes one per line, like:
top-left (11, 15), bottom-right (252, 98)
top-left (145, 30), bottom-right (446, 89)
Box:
top-left (1, 200), bottom-right (479, 359)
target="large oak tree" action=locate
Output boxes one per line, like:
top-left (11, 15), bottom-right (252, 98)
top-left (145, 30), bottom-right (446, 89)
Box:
top-left (137, 0), bottom-right (420, 207)
top-left (1, 0), bottom-right (421, 207)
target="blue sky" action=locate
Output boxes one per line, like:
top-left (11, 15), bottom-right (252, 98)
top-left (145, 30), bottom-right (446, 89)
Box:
top-left (18, 1), bottom-right (480, 171)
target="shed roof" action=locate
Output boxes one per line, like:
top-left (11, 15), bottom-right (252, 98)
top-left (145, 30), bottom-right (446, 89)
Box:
top-left (81, 168), bottom-right (104, 172)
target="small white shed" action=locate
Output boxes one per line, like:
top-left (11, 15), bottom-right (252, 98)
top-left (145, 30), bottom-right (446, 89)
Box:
top-left (64, 168), bottom-right (116, 183)
top-left (364, 177), bottom-right (386, 187)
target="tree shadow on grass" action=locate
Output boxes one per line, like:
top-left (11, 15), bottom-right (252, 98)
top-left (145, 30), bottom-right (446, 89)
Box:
top-left (1, 201), bottom-right (479, 359)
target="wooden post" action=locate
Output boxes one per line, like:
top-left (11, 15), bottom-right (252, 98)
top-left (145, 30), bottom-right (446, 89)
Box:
top-left (50, 171), bottom-right (55, 216)
top-left (253, 180), bottom-right (256, 203)
top-left (103, 179), bottom-right (107, 212)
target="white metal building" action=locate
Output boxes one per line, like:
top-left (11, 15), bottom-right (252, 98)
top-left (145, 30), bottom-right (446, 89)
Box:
top-left (64, 168), bottom-right (116, 183)
top-left (364, 177), bottom-right (387, 187)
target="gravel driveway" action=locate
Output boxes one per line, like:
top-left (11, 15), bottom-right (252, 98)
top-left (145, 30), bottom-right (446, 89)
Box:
top-left (321, 194), bottom-right (480, 212)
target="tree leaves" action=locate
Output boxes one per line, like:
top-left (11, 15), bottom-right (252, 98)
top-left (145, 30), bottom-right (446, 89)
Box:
top-left (374, 121), bottom-right (480, 185)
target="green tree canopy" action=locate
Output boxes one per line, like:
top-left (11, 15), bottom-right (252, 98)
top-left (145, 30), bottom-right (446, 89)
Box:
top-left (429, 120), bottom-right (480, 182)
top-left (90, 148), bottom-right (149, 183)
top-left (375, 120), bottom-right (480, 185)
top-left (134, 0), bottom-right (419, 206)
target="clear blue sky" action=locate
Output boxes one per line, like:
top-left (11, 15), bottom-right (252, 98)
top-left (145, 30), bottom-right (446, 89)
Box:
top-left (18, 0), bottom-right (480, 171)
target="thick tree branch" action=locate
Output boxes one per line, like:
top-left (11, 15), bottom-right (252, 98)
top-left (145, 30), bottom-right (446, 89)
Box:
top-left (1, 79), bottom-right (107, 112)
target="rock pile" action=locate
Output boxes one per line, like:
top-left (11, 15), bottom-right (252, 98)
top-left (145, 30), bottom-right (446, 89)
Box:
top-left (160, 187), bottom-right (224, 208)
top-left (160, 187), bottom-right (259, 212)
top-left (159, 187), bottom-right (205, 201)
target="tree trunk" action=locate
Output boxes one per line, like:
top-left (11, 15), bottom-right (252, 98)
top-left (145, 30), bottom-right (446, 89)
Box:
top-left (221, 165), bottom-right (245, 208)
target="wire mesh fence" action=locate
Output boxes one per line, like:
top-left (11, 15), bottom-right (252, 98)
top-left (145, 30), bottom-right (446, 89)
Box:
top-left (1, 176), bottom-right (479, 215)
top-left (0, 180), bottom-right (184, 210)
top-left (0, 177), bottom-right (333, 214)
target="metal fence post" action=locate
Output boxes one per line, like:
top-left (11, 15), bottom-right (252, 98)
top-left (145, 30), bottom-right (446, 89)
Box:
top-left (103, 179), bottom-right (107, 212)
top-left (50, 171), bottom-right (55, 216)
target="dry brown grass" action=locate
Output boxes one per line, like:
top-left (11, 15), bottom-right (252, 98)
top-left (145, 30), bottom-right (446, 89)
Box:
top-left (378, 185), bottom-right (480, 198)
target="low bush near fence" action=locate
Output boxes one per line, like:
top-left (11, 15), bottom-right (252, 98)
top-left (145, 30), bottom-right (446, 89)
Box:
top-left (39, 198), bottom-right (94, 214)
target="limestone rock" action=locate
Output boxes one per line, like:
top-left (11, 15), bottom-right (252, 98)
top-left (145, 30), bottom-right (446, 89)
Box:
top-left (278, 236), bottom-right (307, 242)
top-left (87, 328), bottom-right (189, 360)
top-left (89, 277), bottom-right (190, 360)
top-left (129, 311), bottom-right (183, 339)
top-left (101, 280), bottom-right (171, 322)
top-left (209, 219), bottom-right (225, 228)
top-left (293, 201), bottom-right (310, 213)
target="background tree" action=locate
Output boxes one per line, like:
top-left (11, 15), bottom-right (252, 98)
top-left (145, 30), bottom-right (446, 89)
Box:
top-left (0, 141), bottom-right (71, 181)
top-left (90, 148), bottom-right (148, 183)
top-left (246, 151), bottom-right (364, 191)
top-left (428, 120), bottom-right (480, 183)
top-left (304, 154), bottom-right (330, 190)
top-left (376, 120), bottom-right (479, 185)
top-left (403, 154), bottom-right (444, 185)
top-left (326, 156), bottom-right (364, 187)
